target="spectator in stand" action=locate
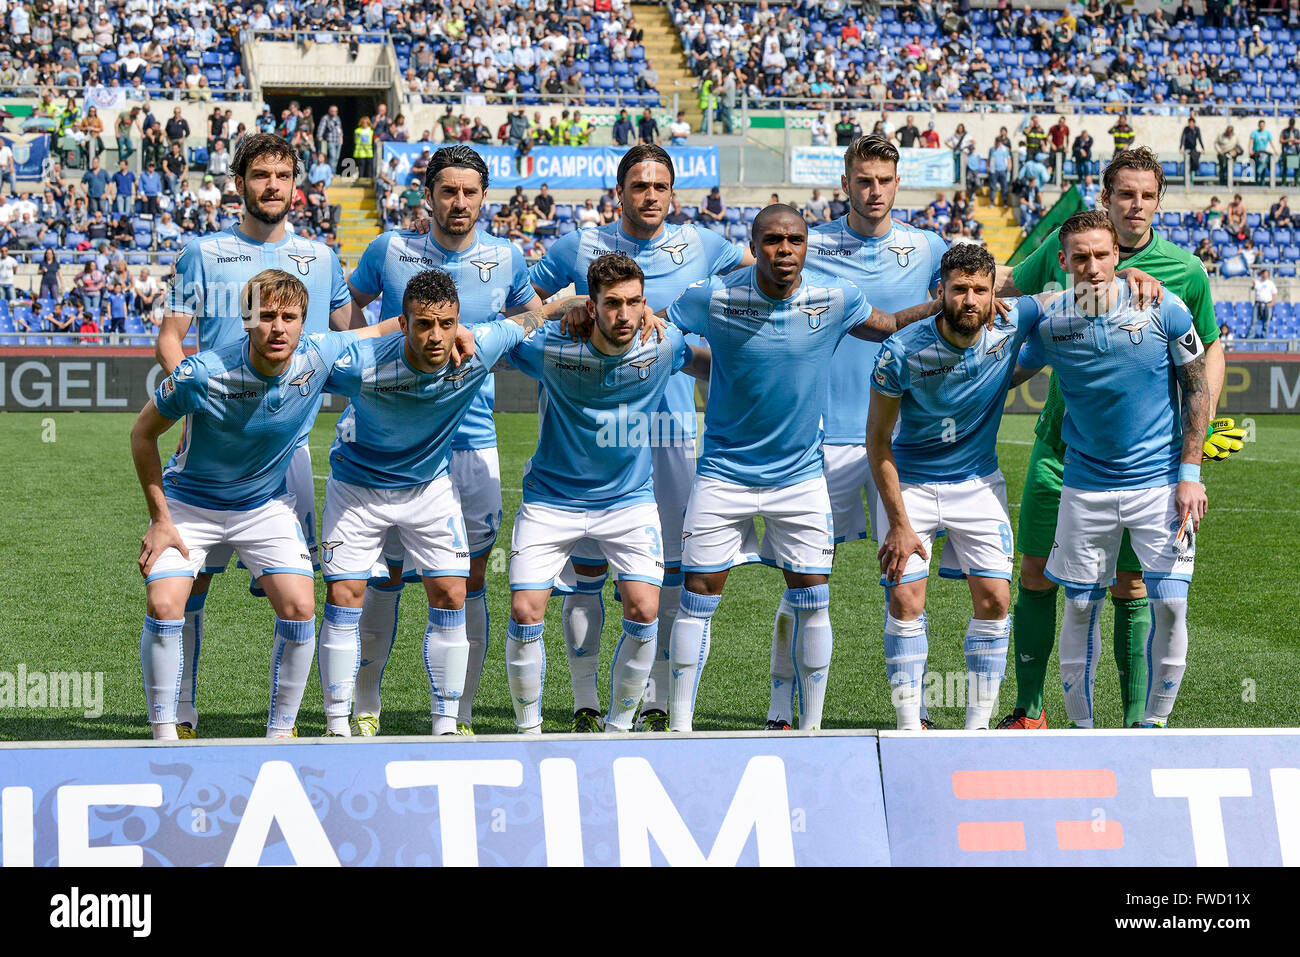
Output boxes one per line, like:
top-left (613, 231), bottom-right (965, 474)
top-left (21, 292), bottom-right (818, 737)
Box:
top-left (1079, 173), bottom-right (1101, 207)
top-left (165, 107), bottom-right (190, 151)
top-left (1226, 193), bottom-right (1250, 240)
top-left (1181, 118), bottom-right (1205, 177)
top-left (75, 261), bottom-right (106, 314)
top-left (637, 107), bottom-right (659, 145)
top-left (1216, 125), bottom-right (1243, 186)
top-left (139, 161), bottom-right (162, 216)
top-left (829, 190), bottom-right (848, 219)
top-left (78, 308), bottom-right (100, 345)
top-left (134, 268), bottom-right (161, 323)
top-left (1251, 121), bottom-right (1277, 184)
top-left (163, 144), bottom-right (187, 203)
top-left (1071, 128), bottom-right (1095, 181)
top-left (896, 115), bottom-right (922, 148)
top-left (804, 189), bottom-right (831, 224)
top-left (921, 121), bottom-right (941, 149)
top-left (988, 138), bottom-right (1011, 207)
top-left (1201, 195), bottom-right (1225, 227)
top-left (1251, 268), bottom-right (1278, 339)
top-left (666, 195), bottom-right (691, 225)
top-left (81, 157), bottom-right (111, 215)
top-left (1017, 178), bottom-right (1044, 233)
top-left (1195, 237), bottom-right (1220, 274)
top-left (86, 209), bottom-right (111, 250)
top-left (1240, 238), bottom-right (1258, 268)
top-left (104, 280), bottom-right (129, 344)
top-left (533, 183), bottom-right (554, 222)
top-left (669, 111), bottom-right (691, 146)
top-left (810, 111), bottom-right (831, 146)
top-left (155, 212), bottom-right (181, 249)
top-left (835, 111), bottom-right (863, 146)
top-left (112, 160), bottom-right (137, 218)
top-left (0, 139), bottom-right (15, 198)
top-left (0, 245), bottom-right (16, 302)
top-left (113, 214), bottom-right (135, 249)
top-left (207, 140), bottom-right (231, 190)
top-left (37, 248), bottom-right (60, 302)
top-left (353, 115), bottom-right (375, 180)
top-left (470, 118), bottom-right (493, 144)
top-left (1048, 116), bottom-right (1070, 173)
top-left (698, 185), bottom-right (727, 223)
top-left (79, 106), bottom-right (105, 168)
top-left (576, 197), bottom-right (600, 229)
top-left (1269, 196), bottom-right (1293, 228)
top-left (49, 304), bottom-right (74, 337)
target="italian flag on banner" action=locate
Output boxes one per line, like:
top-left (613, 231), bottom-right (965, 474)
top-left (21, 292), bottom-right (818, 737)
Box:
top-left (1008, 185), bottom-right (1088, 267)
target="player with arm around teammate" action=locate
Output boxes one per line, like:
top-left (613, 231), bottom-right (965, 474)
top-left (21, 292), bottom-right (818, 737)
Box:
top-left (664, 205), bottom-right (906, 733)
top-left (131, 269), bottom-right (398, 739)
top-left (152, 132), bottom-right (355, 738)
top-left (1013, 211), bottom-right (1211, 728)
top-left (344, 145), bottom-right (557, 736)
top-left (992, 147), bottom-right (1237, 729)
top-left (502, 253), bottom-right (712, 733)
top-left (529, 144), bottom-right (752, 732)
top-left (316, 268), bottom-right (533, 736)
top-left (866, 244), bottom-right (1044, 730)
top-left (765, 133), bottom-right (948, 730)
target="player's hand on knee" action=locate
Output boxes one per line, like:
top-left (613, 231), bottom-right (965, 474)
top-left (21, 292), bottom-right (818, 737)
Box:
top-left (139, 520), bottom-right (188, 577)
top-left (559, 303), bottom-right (593, 341)
top-left (1117, 266), bottom-right (1164, 308)
top-left (877, 525), bottom-right (927, 585)
top-left (638, 304), bottom-right (666, 343)
top-left (451, 324), bottom-right (476, 366)
top-left (1175, 480), bottom-right (1209, 533)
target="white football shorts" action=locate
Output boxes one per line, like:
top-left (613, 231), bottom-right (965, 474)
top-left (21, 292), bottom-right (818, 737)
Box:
top-left (147, 495), bottom-right (313, 584)
top-left (510, 501), bottom-right (665, 592)
top-left (682, 475), bottom-right (836, 576)
top-left (202, 442), bottom-right (317, 574)
top-left (873, 471), bottom-right (1014, 586)
top-left (824, 443), bottom-right (881, 545)
top-left (321, 475), bottom-right (470, 582)
top-left (1046, 483), bottom-right (1196, 587)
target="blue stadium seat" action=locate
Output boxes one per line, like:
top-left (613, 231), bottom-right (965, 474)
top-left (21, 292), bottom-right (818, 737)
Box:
top-left (1161, 211), bottom-right (1181, 227)
top-left (1171, 228), bottom-right (1190, 245)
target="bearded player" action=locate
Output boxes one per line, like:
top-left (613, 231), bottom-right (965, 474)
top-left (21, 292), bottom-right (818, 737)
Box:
top-left (993, 147), bottom-right (1240, 729)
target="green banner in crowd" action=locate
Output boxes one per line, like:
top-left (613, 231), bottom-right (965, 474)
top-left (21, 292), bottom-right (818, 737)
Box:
top-left (1008, 184), bottom-right (1087, 267)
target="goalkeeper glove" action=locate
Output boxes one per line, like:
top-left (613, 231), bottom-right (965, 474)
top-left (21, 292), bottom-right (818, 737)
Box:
top-left (1203, 417), bottom-right (1245, 461)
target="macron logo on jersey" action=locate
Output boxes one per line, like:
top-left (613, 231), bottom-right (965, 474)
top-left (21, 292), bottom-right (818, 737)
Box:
top-left (216, 253), bottom-right (253, 264)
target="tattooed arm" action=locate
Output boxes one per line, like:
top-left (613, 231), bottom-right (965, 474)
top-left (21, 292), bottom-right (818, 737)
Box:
top-left (1174, 352), bottom-right (1211, 531)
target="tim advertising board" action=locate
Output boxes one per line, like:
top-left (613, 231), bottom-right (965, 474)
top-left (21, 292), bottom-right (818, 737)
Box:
top-left (879, 730), bottom-right (1300, 866)
top-left (0, 733), bottom-right (888, 867)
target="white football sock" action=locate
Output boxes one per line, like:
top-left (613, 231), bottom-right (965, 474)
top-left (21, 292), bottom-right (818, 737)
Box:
top-left (964, 616), bottom-right (1010, 730)
top-left (140, 615), bottom-right (184, 736)
top-left (767, 593), bottom-right (797, 724)
top-left (606, 618), bottom-right (658, 730)
top-left (267, 617), bottom-right (315, 737)
top-left (353, 582), bottom-right (401, 718)
top-left (562, 574), bottom-right (605, 713)
top-left (668, 590), bottom-right (720, 731)
top-left (1060, 586), bottom-right (1105, 728)
top-left (788, 585), bottom-right (832, 730)
top-left (425, 605), bottom-right (469, 735)
top-left (1145, 578), bottom-right (1190, 725)
top-left (177, 591), bottom-right (206, 729)
top-left (884, 613), bottom-right (928, 730)
top-left (318, 603), bottom-right (361, 735)
top-left (644, 575), bottom-right (680, 713)
top-left (458, 587), bottom-right (489, 725)
top-left (506, 618), bottom-right (546, 732)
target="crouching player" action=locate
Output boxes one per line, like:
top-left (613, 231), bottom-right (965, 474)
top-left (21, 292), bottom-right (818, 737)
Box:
top-left (131, 269), bottom-right (399, 739)
top-left (1014, 211), bottom-right (1211, 727)
top-left (503, 253), bottom-right (711, 733)
top-left (867, 245), bottom-right (1043, 729)
top-left (317, 268), bottom-right (533, 735)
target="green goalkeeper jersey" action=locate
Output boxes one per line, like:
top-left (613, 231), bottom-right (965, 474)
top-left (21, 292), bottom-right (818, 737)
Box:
top-left (1011, 228), bottom-right (1220, 453)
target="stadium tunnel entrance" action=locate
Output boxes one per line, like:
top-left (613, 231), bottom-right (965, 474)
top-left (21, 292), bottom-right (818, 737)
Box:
top-left (263, 91), bottom-right (384, 175)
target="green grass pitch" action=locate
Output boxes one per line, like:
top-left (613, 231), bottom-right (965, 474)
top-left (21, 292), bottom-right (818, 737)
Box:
top-left (1, 411), bottom-right (1296, 740)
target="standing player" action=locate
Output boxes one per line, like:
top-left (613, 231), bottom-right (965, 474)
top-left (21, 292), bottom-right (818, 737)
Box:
top-left (765, 133), bottom-right (948, 730)
top-left (529, 144), bottom-right (749, 732)
top-left (993, 148), bottom-right (1238, 729)
top-left (664, 206), bottom-right (904, 732)
top-left (867, 245), bottom-right (1043, 730)
top-left (154, 133), bottom-right (353, 738)
top-left (131, 270), bottom-right (395, 739)
top-left (344, 145), bottom-right (552, 736)
top-left (1013, 211), bottom-right (1211, 728)
top-left (503, 254), bottom-right (711, 733)
top-left (316, 269), bottom-right (538, 735)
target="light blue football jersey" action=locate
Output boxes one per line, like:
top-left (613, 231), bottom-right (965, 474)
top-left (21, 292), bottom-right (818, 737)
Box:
top-left (804, 218), bottom-right (947, 445)
top-left (1018, 283), bottom-right (1201, 491)
top-left (508, 321), bottom-right (690, 511)
top-left (667, 267), bottom-right (874, 488)
top-left (153, 331), bottom-right (357, 511)
top-left (872, 297), bottom-right (1042, 484)
top-left (529, 221), bottom-right (745, 443)
top-left (349, 229), bottom-right (535, 452)
top-left (324, 321), bottom-right (525, 489)
top-left (168, 225), bottom-right (351, 352)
